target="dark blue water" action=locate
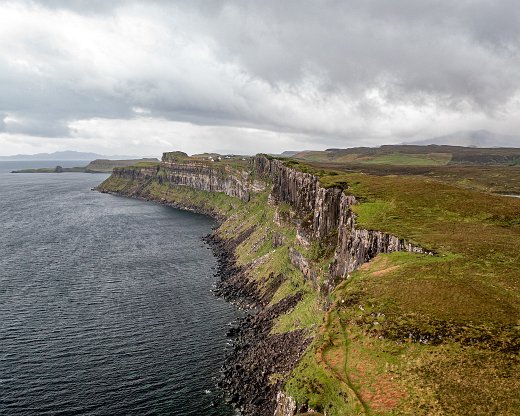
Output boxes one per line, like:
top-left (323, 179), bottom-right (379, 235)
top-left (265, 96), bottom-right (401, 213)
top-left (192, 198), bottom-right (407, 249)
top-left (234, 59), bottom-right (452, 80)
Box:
top-left (0, 161), bottom-right (91, 173)
top-left (0, 164), bottom-right (240, 415)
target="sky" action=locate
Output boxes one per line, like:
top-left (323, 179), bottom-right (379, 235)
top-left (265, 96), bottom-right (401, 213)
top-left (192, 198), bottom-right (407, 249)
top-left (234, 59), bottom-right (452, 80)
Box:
top-left (1, 0), bottom-right (520, 157)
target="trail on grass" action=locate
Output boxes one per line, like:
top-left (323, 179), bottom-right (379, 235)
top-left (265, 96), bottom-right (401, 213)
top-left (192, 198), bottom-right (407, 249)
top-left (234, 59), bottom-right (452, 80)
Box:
top-left (318, 307), bottom-right (370, 415)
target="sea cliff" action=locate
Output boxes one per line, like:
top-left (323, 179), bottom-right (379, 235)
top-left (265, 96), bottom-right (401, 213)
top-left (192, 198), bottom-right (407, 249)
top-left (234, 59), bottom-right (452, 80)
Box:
top-left (96, 152), bottom-right (520, 416)
top-left (252, 156), bottom-right (429, 293)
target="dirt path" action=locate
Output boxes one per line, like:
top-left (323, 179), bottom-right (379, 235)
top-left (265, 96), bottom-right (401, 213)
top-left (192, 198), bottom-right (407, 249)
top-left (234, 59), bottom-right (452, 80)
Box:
top-left (317, 307), bottom-right (370, 415)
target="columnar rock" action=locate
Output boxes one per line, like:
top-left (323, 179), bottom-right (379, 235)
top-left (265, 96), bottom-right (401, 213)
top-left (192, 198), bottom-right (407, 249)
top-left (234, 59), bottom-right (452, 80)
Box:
top-left (252, 155), bottom-right (429, 293)
top-left (110, 153), bottom-right (258, 202)
top-left (160, 160), bottom-right (251, 201)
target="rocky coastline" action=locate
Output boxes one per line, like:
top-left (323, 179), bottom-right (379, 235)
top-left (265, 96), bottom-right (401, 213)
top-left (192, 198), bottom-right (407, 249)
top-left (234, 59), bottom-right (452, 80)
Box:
top-left (95, 153), bottom-right (432, 415)
top-left (205, 232), bottom-right (313, 415)
top-left (98, 184), bottom-right (308, 415)
top-left (93, 151), bottom-right (520, 415)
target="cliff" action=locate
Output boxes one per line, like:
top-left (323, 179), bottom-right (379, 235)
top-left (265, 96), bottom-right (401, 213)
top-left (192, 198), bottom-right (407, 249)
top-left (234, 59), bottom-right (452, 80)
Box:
top-left (159, 160), bottom-right (251, 201)
top-left (252, 155), bottom-right (429, 293)
top-left (96, 152), bottom-right (520, 416)
top-left (103, 153), bottom-right (428, 293)
top-left (103, 152), bottom-right (259, 202)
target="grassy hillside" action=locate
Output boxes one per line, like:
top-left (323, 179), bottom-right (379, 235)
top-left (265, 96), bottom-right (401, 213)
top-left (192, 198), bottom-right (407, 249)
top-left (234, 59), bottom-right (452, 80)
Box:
top-left (85, 158), bottom-right (159, 172)
top-left (294, 145), bottom-right (520, 166)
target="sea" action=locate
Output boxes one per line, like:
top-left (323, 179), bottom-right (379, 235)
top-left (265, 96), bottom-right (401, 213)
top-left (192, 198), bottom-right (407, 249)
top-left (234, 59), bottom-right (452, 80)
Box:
top-left (0, 161), bottom-right (241, 415)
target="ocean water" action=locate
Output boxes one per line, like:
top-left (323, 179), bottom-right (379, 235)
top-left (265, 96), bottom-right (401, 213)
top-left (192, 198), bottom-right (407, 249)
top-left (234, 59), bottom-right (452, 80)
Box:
top-left (0, 164), bottom-right (240, 415)
top-left (0, 160), bottom-right (92, 173)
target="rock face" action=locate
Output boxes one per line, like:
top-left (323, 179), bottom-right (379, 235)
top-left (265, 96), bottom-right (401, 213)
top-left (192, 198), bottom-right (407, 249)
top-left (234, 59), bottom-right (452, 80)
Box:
top-left (111, 164), bottom-right (159, 182)
top-left (253, 155), bottom-right (429, 292)
top-left (109, 152), bottom-right (259, 202)
top-left (289, 247), bottom-right (317, 283)
top-left (329, 200), bottom-right (426, 287)
top-left (160, 159), bottom-right (251, 201)
top-left (273, 392), bottom-right (297, 416)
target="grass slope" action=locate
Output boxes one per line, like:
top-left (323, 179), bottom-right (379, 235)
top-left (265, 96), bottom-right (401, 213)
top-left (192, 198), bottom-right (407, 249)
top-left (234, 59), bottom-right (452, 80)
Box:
top-left (293, 145), bottom-right (520, 166)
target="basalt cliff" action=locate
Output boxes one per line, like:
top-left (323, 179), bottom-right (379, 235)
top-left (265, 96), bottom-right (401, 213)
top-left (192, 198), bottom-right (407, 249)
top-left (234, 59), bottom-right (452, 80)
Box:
top-left (97, 152), bottom-right (520, 416)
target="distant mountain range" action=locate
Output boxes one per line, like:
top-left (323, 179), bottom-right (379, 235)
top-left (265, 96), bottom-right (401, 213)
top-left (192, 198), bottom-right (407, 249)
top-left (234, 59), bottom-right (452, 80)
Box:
top-left (0, 150), bottom-right (143, 161)
top-left (407, 130), bottom-right (520, 147)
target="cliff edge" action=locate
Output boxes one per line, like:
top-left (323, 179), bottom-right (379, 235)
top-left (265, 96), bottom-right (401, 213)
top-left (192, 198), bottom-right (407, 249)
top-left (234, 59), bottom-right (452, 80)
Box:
top-left (96, 152), bottom-right (520, 416)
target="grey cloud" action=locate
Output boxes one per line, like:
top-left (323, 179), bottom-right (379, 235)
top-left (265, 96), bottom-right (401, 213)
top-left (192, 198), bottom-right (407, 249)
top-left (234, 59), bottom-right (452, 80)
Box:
top-left (4, 116), bottom-right (70, 137)
top-left (27, 0), bottom-right (127, 14)
top-left (1, 0), bottom-right (520, 149)
top-left (199, 0), bottom-right (520, 111)
top-left (0, 56), bottom-right (133, 137)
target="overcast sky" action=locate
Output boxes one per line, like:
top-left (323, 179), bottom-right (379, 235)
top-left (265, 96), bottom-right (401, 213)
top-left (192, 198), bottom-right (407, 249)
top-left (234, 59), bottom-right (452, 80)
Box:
top-left (1, 0), bottom-right (520, 156)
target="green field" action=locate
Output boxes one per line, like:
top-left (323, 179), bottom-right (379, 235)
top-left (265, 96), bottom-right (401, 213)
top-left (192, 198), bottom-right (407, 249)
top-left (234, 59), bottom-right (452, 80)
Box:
top-left (361, 152), bottom-right (452, 165)
top-left (293, 144), bottom-right (520, 167)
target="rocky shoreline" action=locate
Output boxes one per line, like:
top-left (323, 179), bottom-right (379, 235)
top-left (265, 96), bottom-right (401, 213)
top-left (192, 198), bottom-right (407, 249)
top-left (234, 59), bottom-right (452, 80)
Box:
top-left (99, 188), bottom-right (309, 416)
top-left (205, 232), bottom-right (313, 416)
top-left (96, 188), bottom-right (229, 222)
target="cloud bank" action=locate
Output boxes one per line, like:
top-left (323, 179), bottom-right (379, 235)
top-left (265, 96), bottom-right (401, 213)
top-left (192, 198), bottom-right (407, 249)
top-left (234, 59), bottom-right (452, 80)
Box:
top-left (0, 0), bottom-right (519, 156)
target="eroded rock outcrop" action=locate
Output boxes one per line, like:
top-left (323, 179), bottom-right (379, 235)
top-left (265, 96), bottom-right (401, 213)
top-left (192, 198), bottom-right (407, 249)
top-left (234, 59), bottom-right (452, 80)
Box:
top-left (108, 152), bottom-right (262, 202)
top-left (160, 159), bottom-right (251, 201)
top-left (273, 392), bottom-right (297, 416)
top-left (252, 155), bottom-right (429, 293)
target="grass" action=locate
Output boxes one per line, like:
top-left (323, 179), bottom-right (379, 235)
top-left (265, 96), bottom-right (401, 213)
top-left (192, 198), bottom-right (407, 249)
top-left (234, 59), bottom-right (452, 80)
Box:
top-left (337, 254), bottom-right (519, 414)
top-left (87, 158), bottom-right (159, 172)
top-left (293, 145), bottom-right (520, 167)
top-left (361, 152), bottom-right (452, 166)
top-left (344, 173), bottom-right (520, 324)
top-left (285, 251), bottom-right (520, 415)
top-left (129, 161), bottom-right (161, 168)
top-left (284, 340), bottom-right (357, 415)
top-left (272, 291), bottom-right (323, 333)
top-left (306, 161), bottom-right (520, 194)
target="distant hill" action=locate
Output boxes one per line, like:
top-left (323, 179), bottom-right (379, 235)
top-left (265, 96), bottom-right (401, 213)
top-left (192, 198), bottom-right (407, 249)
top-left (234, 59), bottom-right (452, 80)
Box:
top-left (266, 151), bottom-right (299, 158)
top-left (292, 144), bottom-right (520, 166)
top-left (0, 150), bottom-right (143, 161)
top-left (11, 158), bottom-right (159, 174)
top-left (407, 130), bottom-right (520, 147)
top-left (280, 151), bottom-right (299, 157)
